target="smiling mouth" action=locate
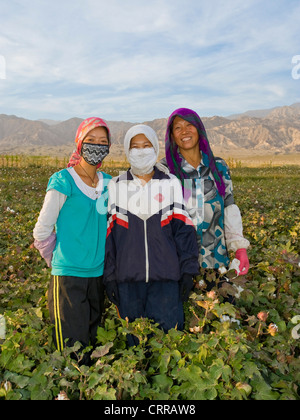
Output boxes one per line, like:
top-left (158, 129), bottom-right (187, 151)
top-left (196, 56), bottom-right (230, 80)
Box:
top-left (181, 137), bottom-right (192, 142)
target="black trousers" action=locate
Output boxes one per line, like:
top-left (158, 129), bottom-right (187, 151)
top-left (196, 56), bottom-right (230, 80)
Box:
top-left (48, 275), bottom-right (105, 359)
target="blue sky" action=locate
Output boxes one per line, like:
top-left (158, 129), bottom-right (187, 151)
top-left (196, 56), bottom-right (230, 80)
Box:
top-left (0, 0), bottom-right (299, 122)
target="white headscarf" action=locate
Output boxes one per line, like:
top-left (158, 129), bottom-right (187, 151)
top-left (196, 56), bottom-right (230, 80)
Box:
top-left (124, 124), bottom-right (159, 160)
top-left (124, 125), bottom-right (160, 176)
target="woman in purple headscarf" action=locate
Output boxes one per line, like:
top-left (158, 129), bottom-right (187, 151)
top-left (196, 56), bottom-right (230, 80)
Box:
top-left (163, 108), bottom-right (250, 301)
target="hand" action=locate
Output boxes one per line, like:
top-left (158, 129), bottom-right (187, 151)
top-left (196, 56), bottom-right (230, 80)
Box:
top-left (180, 274), bottom-right (194, 302)
top-left (235, 248), bottom-right (249, 276)
top-left (105, 280), bottom-right (120, 306)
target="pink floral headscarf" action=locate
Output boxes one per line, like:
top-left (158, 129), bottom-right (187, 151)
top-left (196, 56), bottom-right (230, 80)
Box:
top-left (67, 117), bottom-right (111, 168)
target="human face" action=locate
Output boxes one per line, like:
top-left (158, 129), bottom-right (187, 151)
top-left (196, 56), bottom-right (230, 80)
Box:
top-left (171, 116), bottom-right (199, 152)
top-left (130, 134), bottom-right (153, 149)
top-left (83, 126), bottom-right (109, 145)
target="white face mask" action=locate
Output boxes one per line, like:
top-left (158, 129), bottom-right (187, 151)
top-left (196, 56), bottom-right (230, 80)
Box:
top-left (129, 147), bottom-right (157, 176)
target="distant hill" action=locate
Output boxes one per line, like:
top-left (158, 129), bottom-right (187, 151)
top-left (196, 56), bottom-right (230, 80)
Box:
top-left (227, 102), bottom-right (300, 119)
top-left (1, 103), bottom-right (300, 158)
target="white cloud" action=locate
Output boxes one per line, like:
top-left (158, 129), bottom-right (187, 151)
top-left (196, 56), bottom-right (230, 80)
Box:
top-left (81, 0), bottom-right (175, 34)
top-left (0, 0), bottom-right (299, 121)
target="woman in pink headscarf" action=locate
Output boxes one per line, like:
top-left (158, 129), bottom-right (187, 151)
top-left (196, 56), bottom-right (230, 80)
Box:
top-left (33, 117), bottom-right (112, 364)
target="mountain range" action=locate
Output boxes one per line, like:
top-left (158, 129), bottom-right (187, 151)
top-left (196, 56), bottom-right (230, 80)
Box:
top-left (0, 103), bottom-right (300, 159)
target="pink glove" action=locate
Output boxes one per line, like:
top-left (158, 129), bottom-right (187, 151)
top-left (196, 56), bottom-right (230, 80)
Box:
top-left (34, 232), bottom-right (56, 268)
top-left (235, 248), bottom-right (249, 276)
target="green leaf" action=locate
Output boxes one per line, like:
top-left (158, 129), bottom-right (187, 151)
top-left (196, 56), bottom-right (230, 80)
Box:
top-left (261, 282), bottom-right (276, 295)
top-left (158, 350), bottom-right (171, 374)
top-left (221, 365), bottom-right (232, 382)
top-left (91, 342), bottom-right (113, 359)
top-left (30, 385), bottom-right (52, 400)
top-left (243, 361), bottom-right (260, 379)
top-left (94, 385), bottom-right (116, 400)
top-left (4, 372), bottom-right (30, 389)
top-left (251, 377), bottom-right (280, 400)
top-left (152, 374), bottom-right (173, 392)
top-left (209, 359), bottom-right (224, 381)
top-left (88, 372), bottom-right (102, 388)
top-left (96, 327), bottom-right (116, 344)
top-left (204, 387), bottom-right (218, 400)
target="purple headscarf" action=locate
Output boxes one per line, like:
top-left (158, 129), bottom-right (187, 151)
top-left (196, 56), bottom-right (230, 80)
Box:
top-left (165, 108), bottom-right (226, 197)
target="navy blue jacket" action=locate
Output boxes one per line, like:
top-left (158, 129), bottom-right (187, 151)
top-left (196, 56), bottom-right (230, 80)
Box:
top-left (103, 168), bottom-right (199, 284)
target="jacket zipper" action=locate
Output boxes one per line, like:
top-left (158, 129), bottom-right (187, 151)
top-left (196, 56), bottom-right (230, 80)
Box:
top-left (144, 220), bottom-right (149, 283)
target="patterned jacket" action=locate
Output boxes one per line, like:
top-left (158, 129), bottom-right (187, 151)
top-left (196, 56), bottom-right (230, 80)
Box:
top-left (160, 156), bottom-right (250, 269)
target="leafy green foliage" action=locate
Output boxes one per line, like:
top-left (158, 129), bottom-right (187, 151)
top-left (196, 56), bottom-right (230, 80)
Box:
top-left (0, 162), bottom-right (299, 400)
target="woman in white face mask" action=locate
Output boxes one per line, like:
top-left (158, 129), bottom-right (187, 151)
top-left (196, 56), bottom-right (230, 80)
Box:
top-left (103, 124), bottom-right (199, 346)
top-left (125, 124), bottom-right (159, 181)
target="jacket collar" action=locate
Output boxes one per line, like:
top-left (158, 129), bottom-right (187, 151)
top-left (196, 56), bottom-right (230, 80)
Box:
top-left (117, 166), bottom-right (169, 183)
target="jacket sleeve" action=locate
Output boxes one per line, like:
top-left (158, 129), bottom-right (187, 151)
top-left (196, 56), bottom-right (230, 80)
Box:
top-left (33, 188), bottom-right (66, 268)
top-left (215, 159), bottom-right (250, 251)
top-left (33, 189), bottom-right (66, 241)
top-left (170, 176), bottom-right (199, 277)
top-left (103, 179), bottom-right (117, 285)
top-left (224, 204), bottom-right (250, 251)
